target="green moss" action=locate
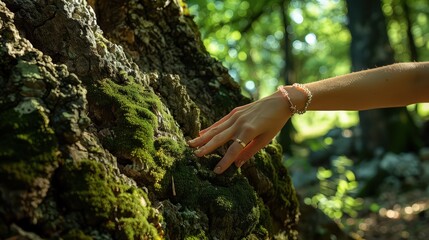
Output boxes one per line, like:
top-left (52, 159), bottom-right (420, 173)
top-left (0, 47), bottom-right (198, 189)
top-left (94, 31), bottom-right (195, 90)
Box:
top-left (93, 80), bottom-right (155, 159)
top-left (0, 103), bottom-right (59, 189)
top-left (56, 159), bottom-right (161, 239)
top-left (185, 233), bottom-right (208, 240)
top-left (253, 198), bottom-right (271, 238)
top-left (63, 229), bottom-right (93, 240)
top-left (57, 160), bottom-right (116, 221)
top-left (95, 31), bottom-right (108, 50)
top-left (171, 159), bottom-right (261, 238)
top-left (119, 69), bottom-right (135, 83)
top-left (259, 143), bottom-right (298, 209)
top-left (249, 142), bottom-right (299, 237)
top-left (154, 136), bottom-right (183, 155)
top-left (154, 136), bottom-right (184, 168)
top-left (89, 79), bottom-right (184, 189)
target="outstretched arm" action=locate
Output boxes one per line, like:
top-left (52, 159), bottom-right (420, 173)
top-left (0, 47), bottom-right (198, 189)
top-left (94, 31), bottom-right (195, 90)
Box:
top-left (307, 62), bottom-right (429, 111)
top-left (188, 62), bottom-right (429, 174)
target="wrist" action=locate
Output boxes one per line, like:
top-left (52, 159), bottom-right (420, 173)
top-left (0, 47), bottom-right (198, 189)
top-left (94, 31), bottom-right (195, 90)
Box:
top-left (277, 84), bottom-right (311, 115)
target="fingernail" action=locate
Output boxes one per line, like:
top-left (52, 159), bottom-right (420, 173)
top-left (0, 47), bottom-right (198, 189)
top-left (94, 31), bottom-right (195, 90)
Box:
top-left (188, 139), bottom-right (195, 145)
top-left (213, 166), bottom-right (222, 174)
top-left (238, 161), bottom-right (244, 168)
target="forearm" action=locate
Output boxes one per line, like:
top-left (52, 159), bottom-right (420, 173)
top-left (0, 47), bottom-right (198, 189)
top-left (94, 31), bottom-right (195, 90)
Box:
top-left (289, 62), bottom-right (429, 111)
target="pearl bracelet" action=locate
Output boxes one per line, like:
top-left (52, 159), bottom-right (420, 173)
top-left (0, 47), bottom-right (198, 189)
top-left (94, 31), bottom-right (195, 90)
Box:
top-left (277, 84), bottom-right (312, 115)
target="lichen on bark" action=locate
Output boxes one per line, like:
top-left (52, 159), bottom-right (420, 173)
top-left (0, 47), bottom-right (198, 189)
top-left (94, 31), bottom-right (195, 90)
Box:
top-left (0, 1), bottom-right (162, 238)
top-left (1, 0), bottom-right (300, 239)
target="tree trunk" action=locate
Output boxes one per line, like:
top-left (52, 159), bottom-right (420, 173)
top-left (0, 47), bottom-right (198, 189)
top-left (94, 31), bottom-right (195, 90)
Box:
top-left (277, 0), bottom-right (296, 156)
top-left (401, 0), bottom-right (418, 61)
top-left (0, 0), bottom-right (299, 239)
top-left (346, 0), bottom-right (421, 158)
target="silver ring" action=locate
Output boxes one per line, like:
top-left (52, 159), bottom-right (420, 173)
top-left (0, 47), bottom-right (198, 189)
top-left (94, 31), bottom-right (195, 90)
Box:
top-left (235, 138), bottom-right (246, 148)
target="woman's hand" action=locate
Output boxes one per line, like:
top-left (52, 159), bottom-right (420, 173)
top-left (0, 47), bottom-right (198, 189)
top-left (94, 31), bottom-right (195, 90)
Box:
top-left (188, 91), bottom-right (292, 174)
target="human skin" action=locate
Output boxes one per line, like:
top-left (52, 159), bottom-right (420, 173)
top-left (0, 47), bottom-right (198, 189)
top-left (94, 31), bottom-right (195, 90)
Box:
top-left (188, 62), bottom-right (429, 174)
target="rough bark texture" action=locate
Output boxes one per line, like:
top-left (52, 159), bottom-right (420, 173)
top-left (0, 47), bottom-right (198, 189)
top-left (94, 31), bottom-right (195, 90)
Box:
top-left (0, 0), bottom-right (299, 239)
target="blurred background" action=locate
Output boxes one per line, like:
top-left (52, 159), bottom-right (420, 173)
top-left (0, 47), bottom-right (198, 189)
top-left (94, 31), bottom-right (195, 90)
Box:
top-left (186, 0), bottom-right (429, 239)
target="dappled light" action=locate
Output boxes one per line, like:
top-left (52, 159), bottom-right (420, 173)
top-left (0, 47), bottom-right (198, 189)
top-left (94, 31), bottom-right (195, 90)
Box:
top-left (189, 0), bottom-right (351, 98)
top-left (377, 201), bottom-right (428, 221)
top-left (187, 0), bottom-right (429, 239)
top-left (1, 0), bottom-right (428, 239)
top-left (344, 192), bottom-right (429, 239)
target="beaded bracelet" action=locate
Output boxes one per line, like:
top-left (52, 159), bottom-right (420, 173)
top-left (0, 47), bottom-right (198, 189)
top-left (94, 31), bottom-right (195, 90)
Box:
top-left (277, 84), bottom-right (312, 115)
top-left (292, 83), bottom-right (312, 115)
top-left (277, 85), bottom-right (298, 115)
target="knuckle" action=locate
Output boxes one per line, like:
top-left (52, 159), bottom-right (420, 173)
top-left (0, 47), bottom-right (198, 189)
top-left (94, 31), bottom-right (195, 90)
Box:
top-left (231, 107), bottom-right (240, 114)
top-left (230, 113), bottom-right (239, 122)
top-left (235, 116), bottom-right (246, 125)
top-left (208, 126), bottom-right (220, 135)
top-left (242, 123), bottom-right (256, 133)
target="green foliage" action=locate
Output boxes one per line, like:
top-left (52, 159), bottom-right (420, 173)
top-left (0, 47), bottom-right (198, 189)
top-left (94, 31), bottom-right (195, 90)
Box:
top-left (187, 0), bottom-right (429, 139)
top-left (189, 0), bottom-right (429, 98)
top-left (187, 0), bottom-right (357, 139)
top-left (187, 0), bottom-right (351, 98)
top-left (304, 156), bottom-right (363, 220)
top-left (382, 0), bottom-right (429, 61)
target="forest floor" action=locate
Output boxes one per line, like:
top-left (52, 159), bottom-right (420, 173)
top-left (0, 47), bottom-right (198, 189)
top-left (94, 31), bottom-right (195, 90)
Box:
top-left (291, 158), bottom-right (429, 240)
top-left (344, 188), bottom-right (429, 240)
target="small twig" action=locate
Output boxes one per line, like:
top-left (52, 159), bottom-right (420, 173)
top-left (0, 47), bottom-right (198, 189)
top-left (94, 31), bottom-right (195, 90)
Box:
top-left (172, 176), bottom-right (176, 197)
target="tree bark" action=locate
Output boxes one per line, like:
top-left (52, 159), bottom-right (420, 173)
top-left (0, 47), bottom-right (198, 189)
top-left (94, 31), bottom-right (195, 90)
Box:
top-left (0, 0), bottom-right (299, 239)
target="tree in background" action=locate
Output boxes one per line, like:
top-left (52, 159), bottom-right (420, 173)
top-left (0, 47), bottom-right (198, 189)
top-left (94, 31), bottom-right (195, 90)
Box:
top-left (346, 0), bottom-right (422, 158)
